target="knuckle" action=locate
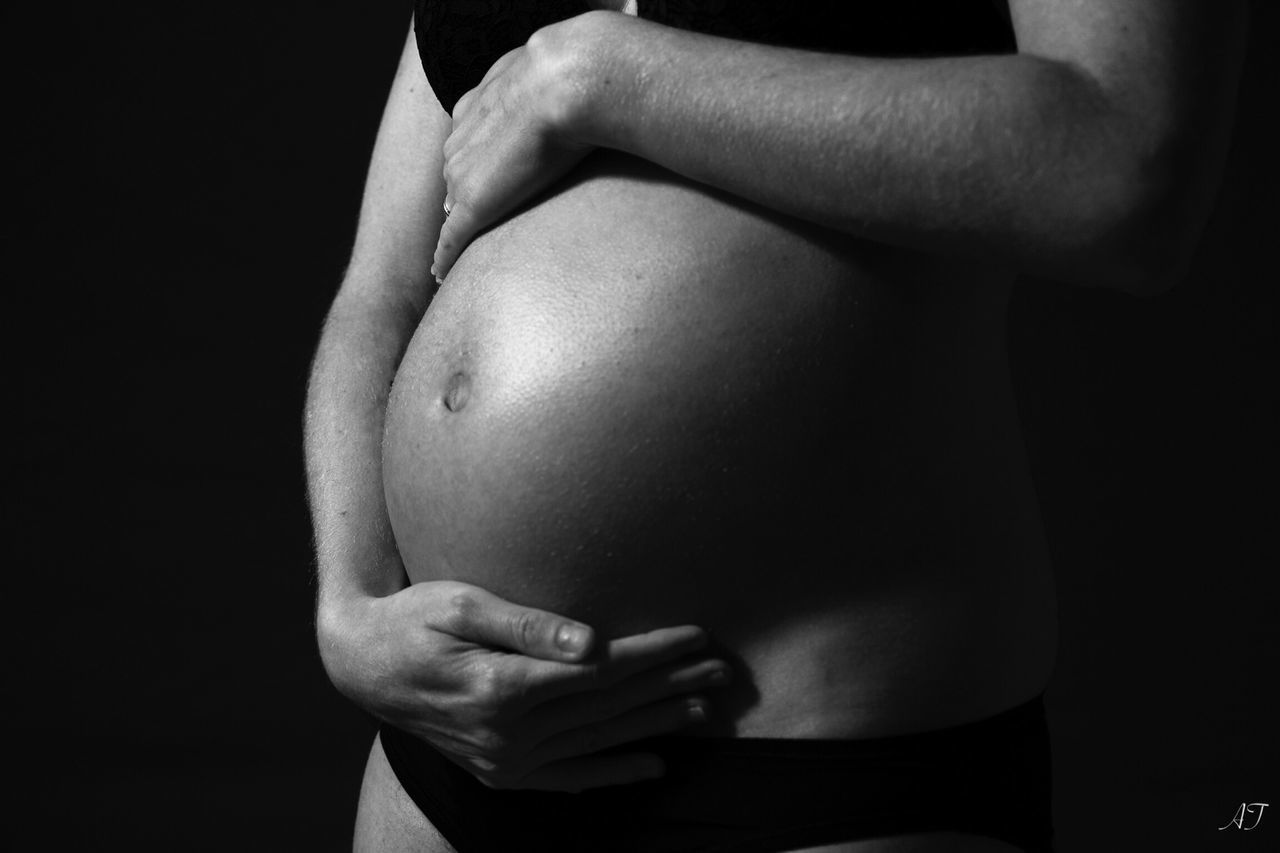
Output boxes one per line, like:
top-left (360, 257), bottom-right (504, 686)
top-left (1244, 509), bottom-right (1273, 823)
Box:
top-left (443, 157), bottom-right (466, 185)
top-left (525, 27), bottom-right (554, 57)
top-left (472, 760), bottom-right (512, 790)
top-left (451, 183), bottom-right (472, 213)
top-left (441, 161), bottom-right (460, 191)
top-left (442, 590), bottom-right (477, 633)
top-left (469, 660), bottom-right (508, 708)
top-left (470, 754), bottom-right (499, 775)
top-left (475, 758), bottom-right (527, 791)
top-left (452, 167), bottom-right (476, 198)
top-left (524, 29), bottom-right (547, 56)
top-left (510, 609), bottom-right (547, 651)
top-left (471, 727), bottom-right (510, 760)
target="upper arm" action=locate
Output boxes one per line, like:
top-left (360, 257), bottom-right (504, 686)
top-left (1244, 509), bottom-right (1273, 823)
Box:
top-left (1007, 0), bottom-right (1249, 289)
top-left (1009, 0), bottom-right (1247, 149)
top-left (341, 24), bottom-right (452, 313)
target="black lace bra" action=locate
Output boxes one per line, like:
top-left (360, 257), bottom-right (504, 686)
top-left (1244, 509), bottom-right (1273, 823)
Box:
top-left (413, 0), bottom-right (1016, 113)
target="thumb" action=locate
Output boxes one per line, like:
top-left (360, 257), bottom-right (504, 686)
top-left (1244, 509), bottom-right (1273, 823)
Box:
top-left (440, 584), bottom-right (596, 661)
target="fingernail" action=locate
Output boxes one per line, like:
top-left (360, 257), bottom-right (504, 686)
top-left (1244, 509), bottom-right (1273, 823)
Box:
top-left (709, 667), bottom-right (731, 685)
top-left (556, 624), bottom-right (590, 654)
top-left (687, 698), bottom-right (708, 721)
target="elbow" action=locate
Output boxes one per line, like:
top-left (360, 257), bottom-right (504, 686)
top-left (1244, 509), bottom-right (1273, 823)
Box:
top-left (1088, 163), bottom-right (1202, 298)
top-left (1062, 121), bottom-right (1223, 298)
top-left (1014, 144), bottom-right (1193, 295)
top-left (1023, 55), bottom-right (1233, 297)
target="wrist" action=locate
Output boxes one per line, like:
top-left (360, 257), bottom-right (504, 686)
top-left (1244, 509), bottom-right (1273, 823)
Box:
top-left (543, 10), bottom-right (643, 151)
top-left (315, 591), bottom-right (380, 689)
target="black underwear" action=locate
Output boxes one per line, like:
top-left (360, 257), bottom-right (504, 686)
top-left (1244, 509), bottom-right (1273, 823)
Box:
top-left (379, 694), bottom-right (1054, 852)
top-left (412, 1), bottom-right (1017, 113)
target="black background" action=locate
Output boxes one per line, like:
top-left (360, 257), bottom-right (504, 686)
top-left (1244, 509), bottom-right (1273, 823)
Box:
top-left (11, 2), bottom-right (1276, 849)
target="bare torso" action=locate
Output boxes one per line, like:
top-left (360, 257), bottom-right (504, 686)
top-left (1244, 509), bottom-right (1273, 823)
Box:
top-left (381, 150), bottom-right (1058, 742)
top-left (338, 0), bottom-right (1248, 845)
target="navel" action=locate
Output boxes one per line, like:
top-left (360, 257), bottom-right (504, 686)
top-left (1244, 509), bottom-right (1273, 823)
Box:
top-left (442, 371), bottom-right (471, 413)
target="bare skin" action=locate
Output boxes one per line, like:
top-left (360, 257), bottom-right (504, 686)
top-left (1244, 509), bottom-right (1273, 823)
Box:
top-left (373, 23), bottom-right (1054, 851)
top-left (307, 31), bottom-right (733, 797)
top-left (304, 0), bottom-right (1248, 850)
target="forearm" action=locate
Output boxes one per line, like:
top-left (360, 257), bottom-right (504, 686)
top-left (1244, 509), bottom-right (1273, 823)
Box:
top-left (568, 12), bottom-right (1236, 292)
top-left (603, 45), bottom-right (1131, 278)
top-left (304, 282), bottom-right (421, 618)
top-left (307, 24), bottom-right (447, 638)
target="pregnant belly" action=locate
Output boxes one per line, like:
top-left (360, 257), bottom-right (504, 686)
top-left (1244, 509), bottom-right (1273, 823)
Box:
top-left (383, 153), bottom-right (1018, 644)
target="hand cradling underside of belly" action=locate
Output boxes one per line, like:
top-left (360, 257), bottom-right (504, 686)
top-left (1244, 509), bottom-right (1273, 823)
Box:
top-left (383, 152), bottom-right (1025, 637)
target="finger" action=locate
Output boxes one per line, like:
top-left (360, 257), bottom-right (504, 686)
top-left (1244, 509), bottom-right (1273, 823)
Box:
top-left (525, 695), bottom-right (710, 768)
top-left (432, 196), bottom-right (481, 281)
top-left (510, 752), bottom-right (665, 793)
top-left (452, 87), bottom-right (477, 122)
top-left (519, 625), bottom-right (709, 704)
top-left (450, 82), bottom-right (483, 124)
top-left (429, 583), bottom-right (597, 661)
top-left (523, 657), bottom-right (731, 741)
